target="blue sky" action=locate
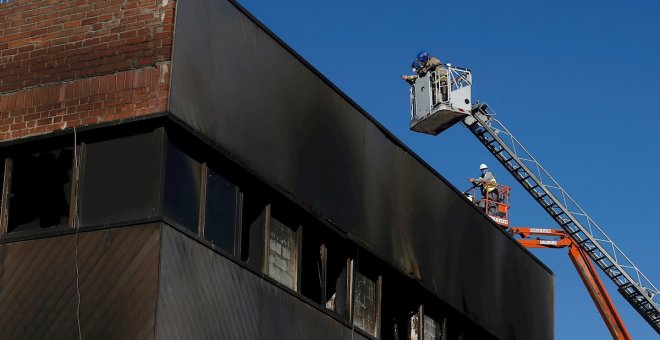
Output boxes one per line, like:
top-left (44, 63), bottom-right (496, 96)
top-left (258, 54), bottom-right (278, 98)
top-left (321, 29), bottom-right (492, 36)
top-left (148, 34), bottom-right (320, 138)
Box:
top-left (237, 1), bottom-right (659, 338)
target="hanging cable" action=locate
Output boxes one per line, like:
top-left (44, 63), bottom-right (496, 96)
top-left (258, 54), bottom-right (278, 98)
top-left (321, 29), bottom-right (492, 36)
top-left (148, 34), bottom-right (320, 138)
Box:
top-left (73, 127), bottom-right (82, 340)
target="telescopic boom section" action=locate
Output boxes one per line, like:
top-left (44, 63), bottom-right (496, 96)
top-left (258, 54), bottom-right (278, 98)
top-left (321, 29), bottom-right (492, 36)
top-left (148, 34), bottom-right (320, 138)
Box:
top-left (464, 103), bottom-right (660, 333)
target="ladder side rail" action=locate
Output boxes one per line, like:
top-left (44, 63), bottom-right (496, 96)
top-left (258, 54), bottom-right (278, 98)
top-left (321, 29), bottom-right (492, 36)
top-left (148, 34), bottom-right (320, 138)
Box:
top-left (467, 107), bottom-right (660, 333)
top-left (483, 110), bottom-right (659, 296)
top-left (471, 109), bottom-right (657, 296)
top-left (469, 111), bottom-right (614, 256)
top-left (488, 114), bottom-right (655, 290)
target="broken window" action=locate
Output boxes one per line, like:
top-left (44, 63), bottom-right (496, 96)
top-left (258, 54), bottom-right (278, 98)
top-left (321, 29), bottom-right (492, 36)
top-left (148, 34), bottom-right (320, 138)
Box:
top-left (379, 274), bottom-right (422, 339)
top-left (164, 141), bottom-right (202, 234)
top-left (325, 258), bottom-right (350, 317)
top-left (6, 146), bottom-right (74, 233)
top-left (203, 165), bottom-right (239, 254)
top-left (300, 223), bottom-right (352, 319)
top-left (240, 188), bottom-right (268, 269)
top-left (409, 303), bottom-right (451, 340)
top-left (266, 204), bottom-right (299, 290)
top-left (353, 269), bottom-right (382, 337)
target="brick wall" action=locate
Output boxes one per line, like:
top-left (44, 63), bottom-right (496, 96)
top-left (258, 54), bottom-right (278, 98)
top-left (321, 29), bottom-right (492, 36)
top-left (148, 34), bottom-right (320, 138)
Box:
top-left (0, 0), bottom-right (175, 140)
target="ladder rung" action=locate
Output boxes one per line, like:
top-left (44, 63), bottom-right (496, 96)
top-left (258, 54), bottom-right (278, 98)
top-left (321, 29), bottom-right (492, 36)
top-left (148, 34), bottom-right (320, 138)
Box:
top-left (578, 239), bottom-right (590, 245)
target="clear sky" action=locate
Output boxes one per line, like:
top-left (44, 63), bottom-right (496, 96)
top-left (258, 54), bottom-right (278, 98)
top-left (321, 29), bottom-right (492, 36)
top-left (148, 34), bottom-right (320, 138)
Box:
top-left (237, 1), bottom-right (660, 338)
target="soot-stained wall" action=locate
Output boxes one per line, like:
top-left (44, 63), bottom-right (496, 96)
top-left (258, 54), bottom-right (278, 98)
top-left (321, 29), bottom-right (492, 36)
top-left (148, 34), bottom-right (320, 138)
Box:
top-left (0, 224), bottom-right (161, 340)
top-left (168, 0), bottom-right (553, 338)
top-left (156, 225), bottom-right (370, 340)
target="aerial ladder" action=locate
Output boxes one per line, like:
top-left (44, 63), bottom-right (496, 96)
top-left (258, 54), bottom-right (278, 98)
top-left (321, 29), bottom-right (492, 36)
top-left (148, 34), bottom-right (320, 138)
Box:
top-left (463, 184), bottom-right (632, 339)
top-left (403, 56), bottom-right (660, 335)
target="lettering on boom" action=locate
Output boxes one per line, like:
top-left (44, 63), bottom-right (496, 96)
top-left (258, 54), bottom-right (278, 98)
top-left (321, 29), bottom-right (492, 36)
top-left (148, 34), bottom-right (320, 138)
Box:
top-left (530, 228), bottom-right (552, 234)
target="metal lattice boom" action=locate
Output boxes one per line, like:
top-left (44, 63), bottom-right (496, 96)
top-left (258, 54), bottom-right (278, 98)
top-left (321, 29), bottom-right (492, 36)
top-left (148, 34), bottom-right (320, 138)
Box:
top-left (464, 103), bottom-right (660, 334)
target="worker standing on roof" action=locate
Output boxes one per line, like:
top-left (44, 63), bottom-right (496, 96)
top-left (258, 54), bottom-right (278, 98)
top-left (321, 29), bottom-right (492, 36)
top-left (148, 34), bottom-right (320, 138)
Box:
top-left (469, 164), bottom-right (499, 213)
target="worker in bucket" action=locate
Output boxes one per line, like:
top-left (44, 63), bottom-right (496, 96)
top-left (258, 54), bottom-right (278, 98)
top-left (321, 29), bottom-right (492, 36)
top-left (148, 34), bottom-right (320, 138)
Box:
top-left (416, 51), bottom-right (441, 75)
top-left (401, 51), bottom-right (448, 100)
top-left (402, 59), bottom-right (423, 85)
top-left (469, 164), bottom-right (499, 213)
top-left (401, 51), bottom-right (443, 81)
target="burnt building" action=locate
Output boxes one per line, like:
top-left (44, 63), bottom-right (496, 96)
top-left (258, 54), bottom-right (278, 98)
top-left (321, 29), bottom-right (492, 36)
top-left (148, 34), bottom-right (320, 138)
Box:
top-left (0, 0), bottom-right (553, 339)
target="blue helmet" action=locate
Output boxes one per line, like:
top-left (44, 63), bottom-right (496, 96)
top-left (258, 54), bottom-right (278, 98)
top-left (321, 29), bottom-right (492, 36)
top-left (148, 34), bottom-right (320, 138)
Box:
top-left (416, 50), bottom-right (430, 63)
top-left (411, 60), bottom-right (422, 70)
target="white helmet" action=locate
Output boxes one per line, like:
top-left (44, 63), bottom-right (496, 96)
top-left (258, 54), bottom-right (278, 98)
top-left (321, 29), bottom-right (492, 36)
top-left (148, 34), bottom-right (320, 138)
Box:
top-left (479, 163), bottom-right (488, 170)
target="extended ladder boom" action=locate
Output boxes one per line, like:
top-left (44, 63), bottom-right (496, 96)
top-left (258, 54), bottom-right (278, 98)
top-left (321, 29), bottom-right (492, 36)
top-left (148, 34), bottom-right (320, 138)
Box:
top-left (465, 103), bottom-right (660, 333)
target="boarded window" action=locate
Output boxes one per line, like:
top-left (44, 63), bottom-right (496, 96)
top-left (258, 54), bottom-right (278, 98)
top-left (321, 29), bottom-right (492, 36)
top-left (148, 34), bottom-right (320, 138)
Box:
top-left (164, 141), bottom-right (202, 234)
top-left (408, 304), bottom-right (448, 340)
top-left (353, 271), bottom-right (380, 336)
top-left (422, 314), bottom-right (443, 340)
top-left (266, 208), bottom-right (298, 290)
top-left (204, 166), bottom-right (239, 253)
top-left (7, 147), bottom-right (74, 233)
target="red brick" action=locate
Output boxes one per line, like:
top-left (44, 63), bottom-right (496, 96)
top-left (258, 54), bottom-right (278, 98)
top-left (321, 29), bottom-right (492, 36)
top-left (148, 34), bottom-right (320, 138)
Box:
top-left (1, 0), bottom-right (174, 93)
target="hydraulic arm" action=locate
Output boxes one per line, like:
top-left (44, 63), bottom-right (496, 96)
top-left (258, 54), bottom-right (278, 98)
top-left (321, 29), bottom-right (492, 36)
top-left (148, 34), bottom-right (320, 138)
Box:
top-left (511, 227), bottom-right (631, 339)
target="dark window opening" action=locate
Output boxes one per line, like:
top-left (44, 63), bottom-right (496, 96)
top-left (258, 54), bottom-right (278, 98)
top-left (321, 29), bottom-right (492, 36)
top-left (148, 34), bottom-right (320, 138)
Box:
top-left (164, 141), bottom-right (202, 234)
top-left (7, 147), bottom-right (74, 233)
top-left (300, 223), bottom-right (352, 319)
top-left (380, 276), bottom-right (422, 340)
top-left (446, 317), bottom-right (465, 340)
top-left (203, 164), bottom-right (239, 254)
top-left (240, 189), bottom-right (268, 268)
top-left (325, 255), bottom-right (350, 317)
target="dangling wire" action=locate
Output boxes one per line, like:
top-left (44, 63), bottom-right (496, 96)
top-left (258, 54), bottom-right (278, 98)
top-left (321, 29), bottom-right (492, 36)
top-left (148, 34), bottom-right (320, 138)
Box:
top-left (73, 127), bottom-right (82, 340)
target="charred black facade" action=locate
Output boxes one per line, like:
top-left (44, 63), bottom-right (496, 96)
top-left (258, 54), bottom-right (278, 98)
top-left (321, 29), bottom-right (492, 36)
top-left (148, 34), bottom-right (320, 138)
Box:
top-left (168, 0), bottom-right (553, 339)
top-left (0, 0), bottom-right (553, 339)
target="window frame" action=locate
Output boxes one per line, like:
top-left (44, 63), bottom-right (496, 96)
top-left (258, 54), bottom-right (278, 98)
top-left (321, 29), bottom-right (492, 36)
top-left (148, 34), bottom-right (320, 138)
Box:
top-left (350, 258), bottom-right (383, 338)
top-left (262, 203), bottom-right (303, 291)
top-left (0, 143), bottom-right (80, 237)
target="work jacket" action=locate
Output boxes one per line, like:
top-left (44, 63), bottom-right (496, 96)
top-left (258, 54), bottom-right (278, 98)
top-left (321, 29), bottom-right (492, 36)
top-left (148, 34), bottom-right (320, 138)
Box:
top-left (478, 171), bottom-right (497, 192)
